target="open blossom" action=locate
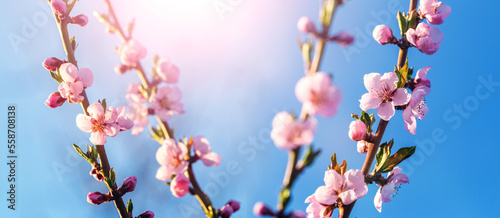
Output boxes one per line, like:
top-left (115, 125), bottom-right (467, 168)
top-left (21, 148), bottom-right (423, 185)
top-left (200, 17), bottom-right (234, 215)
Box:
top-left (374, 167), bottom-right (409, 212)
top-left (348, 120), bottom-right (367, 141)
top-left (359, 72), bottom-right (411, 121)
top-left (57, 63), bottom-right (94, 103)
top-left (406, 23), bottom-right (443, 55)
top-left (419, 0), bottom-right (451, 25)
top-left (155, 139), bottom-right (189, 181)
top-left (305, 195), bottom-right (329, 218)
top-left (372, 25), bottom-right (394, 45)
top-left (403, 86), bottom-right (430, 135)
top-left (115, 106), bottom-right (134, 131)
top-left (296, 72), bottom-right (342, 117)
top-left (117, 39), bottom-right (147, 66)
top-left (126, 101), bottom-right (149, 135)
top-left (156, 57), bottom-right (180, 84)
top-left (297, 16), bottom-right (317, 34)
top-left (170, 173), bottom-right (190, 198)
top-left (313, 169), bottom-right (368, 206)
top-left (271, 112), bottom-right (317, 150)
top-left (76, 102), bottom-right (131, 145)
top-left (149, 86), bottom-right (185, 121)
top-left (193, 136), bottom-right (221, 166)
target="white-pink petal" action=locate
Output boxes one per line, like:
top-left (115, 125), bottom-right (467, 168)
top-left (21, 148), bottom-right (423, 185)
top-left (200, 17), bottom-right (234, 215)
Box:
top-left (392, 88), bottom-right (411, 106)
top-left (76, 114), bottom-right (92, 132)
top-left (377, 101), bottom-right (395, 121)
top-left (78, 68), bottom-right (94, 88)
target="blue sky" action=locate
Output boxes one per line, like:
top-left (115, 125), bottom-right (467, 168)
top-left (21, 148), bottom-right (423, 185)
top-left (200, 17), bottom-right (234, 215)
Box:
top-left (1, 0), bottom-right (499, 217)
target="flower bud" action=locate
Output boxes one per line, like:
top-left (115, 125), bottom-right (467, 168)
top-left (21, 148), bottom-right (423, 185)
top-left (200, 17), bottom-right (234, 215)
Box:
top-left (253, 202), bottom-right (275, 216)
top-left (372, 25), bottom-right (394, 45)
top-left (297, 16), bottom-right (317, 34)
top-left (51, 0), bottom-right (67, 15)
top-left (43, 57), bottom-right (63, 71)
top-left (87, 192), bottom-right (108, 205)
top-left (45, 92), bottom-right (66, 108)
top-left (170, 174), bottom-right (190, 198)
top-left (121, 176), bottom-right (137, 193)
top-left (220, 204), bottom-right (234, 218)
top-left (71, 14), bottom-right (89, 27)
top-left (287, 211), bottom-right (306, 218)
top-left (137, 210), bottom-right (155, 218)
top-left (330, 32), bottom-right (354, 47)
top-left (114, 64), bottom-right (129, 75)
top-left (357, 141), bottom-right (368, 154)
top-left (348, 120), bottom-right (367, 141)
top-left (226, 200), bottom-right (240, 212)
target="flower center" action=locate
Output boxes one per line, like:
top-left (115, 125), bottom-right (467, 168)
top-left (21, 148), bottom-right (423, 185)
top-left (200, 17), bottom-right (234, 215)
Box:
top-left (170, 156), bottom-right (182, 167)
top-left (90, 115), bottom-right (106, 133)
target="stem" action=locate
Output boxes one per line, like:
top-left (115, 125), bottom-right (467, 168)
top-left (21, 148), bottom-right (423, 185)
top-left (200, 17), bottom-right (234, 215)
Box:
top-left (277, 147), bottom-right (300, 217)
top-left (187, 162), bottom-right (216, 218)
top-left (104, 0), bottom-right (129, 42)
top-left (97, 145), bottom-right (129, 218)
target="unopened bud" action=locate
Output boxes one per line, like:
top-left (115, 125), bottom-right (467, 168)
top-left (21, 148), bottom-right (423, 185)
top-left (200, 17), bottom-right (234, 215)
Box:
top-left (220, 204), bottom-right (234, 218)
top-left (87, 192), bottom-right (109, 205)
top-left (45, 92), bottom-right (66, 108)
top-left (372, 25), bottom-right (395, 45)
top-left (43, 57), bottom-right (63, 71)
top-left (226, 199), bottom-right (240, 212)
top-left (137, 210), bottom-right (155, 218)
top-left (114, 64), bottom-right (129, 75)
top-left (120, 176), bottom-right (137, 193)
top-left (71, 14), bottom-right (89, 27)
top-left (51, 0), bottom-right (67, 15)
top-left (253, 202), bottom-right (275, 216)
top-left (330, 32), bottom-right (354, 47)
top-left (297, 16), bottom-right (317, 34)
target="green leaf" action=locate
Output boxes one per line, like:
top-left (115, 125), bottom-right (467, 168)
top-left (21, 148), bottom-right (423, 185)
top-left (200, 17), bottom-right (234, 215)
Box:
top-left (109, 168), bottom-right (116, 184)
top-left (126, 199), bottom-right (133, 214)
top-left (302, 145), bottom-right (321, 168)
top-left (381, 146), bottom-right (416, 173)
top-left (301, 38), bottom-right (313, 68)
top-left (50, 72), bottom-right (63, 83)
top-left (70, 36), bottom-right (77, 51)
top-left (99, 99), bottom-right (107, 110)
top-left (375, 139), bottom-right (394, 173)
top-left (73, 144), bottom-right (92, 163)
top-left (397, 11), bottom-right (408, 36)
top-left (351, 113), bottom-right (360, 120)
top-left (330, 153), bottom-right (339, 171)
top-left (407, 9), bottom-right (417, 30)
top-left (395, 58), bottom-right (409, 88)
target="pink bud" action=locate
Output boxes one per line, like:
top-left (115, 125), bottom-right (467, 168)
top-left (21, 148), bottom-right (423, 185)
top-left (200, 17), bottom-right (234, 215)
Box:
top-left (287, 211), bottom-right (306, 218)
top-left (348, 120), bottom-right (367, 141)
top-left (357, 141), bottom-right (368, 154)
top-left (43, 57), bottom-right (63, 71)
top-left (170, 174), bottom-right (190, 198)
top-left (137, 210), bottom-right (155, 218)
top-left (87, 192), bottom-right (108, 205)
top-left (114, 64), bottom-right (129, 75)
top-left (220, 204), bottom-right (234, 218)
top-left (297, 16), bottom-right (317, 34)
top-left (121, 176), bottom-right (137, 193)
top-left (226, 200), bottom-right (240, 212)
top-left (253, 202), bottom-right (275, 216)
top-left (71, 14), bottom-right (89, 27)
top-left (372, 25), bottom-right (394, 45)
top-left (45, 92), bottom-right (66, 108)
top-left (51, 0), bottom-right (67, 15)
top-left (330, 32), bottom-right (354, 47)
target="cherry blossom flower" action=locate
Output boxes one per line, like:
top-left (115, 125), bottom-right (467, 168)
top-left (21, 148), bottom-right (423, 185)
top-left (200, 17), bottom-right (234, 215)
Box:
top-left (42, 57), bottom-right (63, 71)
top-left (126, 101), bottom-right (149, 135)
top-left (419, 0), bottom-right (451, 25)
top-left (149, 86), bottom-right (185, 121)
top-left (70, 14), bottom-right (88, 27)
top-left (156, 57), bottom-right (180, 84)
top-left (76, 102), bottom-right (121, 145)
top-left (120, 176), bottom-right (137, 193)
top-left (372, 25), bottom-right (395, 45)
top-left (297, 16), bottom-right (317, 34)
top-left (304, 194), bottom-right (329, 218)
top-left (155, 139), bottom-right (189, 181)
top-left (220, 205), bottom-right (234, 218)
top-left (114, 64), bottom-right (129, 74)
top-left (170, 173), bottom-right (190, 198)
top-left (271, 112), bottom-right (317, 150)
top-left (406, 23), bottom-right (443, 55)
top-left (348, 120), bottom-right (367, 141)
top-left (115, 106), bottom-right (134, 131)
top-left (117, 39), bottom-right (147, 66)
top-left (192, 136), bottom-right (221, 166)
top-left (403, 86), bottom-right (430, 135)
top-left (313, 169), bottom-right (368, 206)
top-left (296, 72), bottom-right (342, 117)
top-left (51, 0), bottom-right (66, 15)
top-left (57, 63), bottom-right (93, 103)
top-left (45, 92), bottom-right (66, 108)
top-left (374, 167), bottom-right (409, 212)
top-left (87, 192), bottom-right (109, 205)
top-left (359, 72), bottom-right (411, 121)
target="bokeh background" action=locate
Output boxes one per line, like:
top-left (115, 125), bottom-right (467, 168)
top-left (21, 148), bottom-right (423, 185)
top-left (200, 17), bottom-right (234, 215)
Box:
top-left (1, 0), bottom-right (498, 217)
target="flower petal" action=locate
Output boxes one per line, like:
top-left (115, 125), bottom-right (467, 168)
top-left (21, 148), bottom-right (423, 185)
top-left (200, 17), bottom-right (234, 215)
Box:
top-left (90, 132), bottom-right (106, 145)
top-left (314, 186), bottom-right (337, 205)
top-left (59, 63), bottom-right (79, 83)
top-left (416, 66), bottom-right (432, 80)
top-left (377, 101), bottom-right (395, 121)
top-left (201, 152), bottom-right (222, 167)
top-left (359, 93), bottom-right (382, 111)
top-left (155, 165), bottom-right (171, 181)
top-left (104, 123), bottom-right (119, 137)
top-left (76, 114), bottom-right (92, 132)
top-left (87, 102), bottom-right (104, 119)
top-left (392, 88), bottom-right (411, 106)
top-left (363, 73), bottom-right (382, 93)
top-left (324, 170), bottom-right (343, 190)
top-left (78, 68), bottom-right (94, 88)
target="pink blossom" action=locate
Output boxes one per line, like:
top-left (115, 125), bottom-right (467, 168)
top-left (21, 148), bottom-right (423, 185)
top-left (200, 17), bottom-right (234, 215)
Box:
top-left (374, 167), bottom-right (409, 212)
top-left (87, 192), bottom-right (108, 205)
top-left (76, 102), bottom-right (120, 145)
top-left (220, 204), bottom-right (234, 218)
top-left (126, 83), bottom-right (146, 103)
top-left (330, 32), bottom-right (354, 47)
top-left (413, 66), bottom-right (431, 88)
top-left (137, 210), bottom-right (155, 218)
top-left (348, 120), bottom-right (367, 141)
top-left (156, 57), bottom-right (180, 84)
top-left (59, 63), bottom-right (94, 88)
top-left (297, 16), bottom-right (317, 34)
top-left (296, 72), bottom-right (342, 117)
top-left (304, 195), bottom-right (329, 218)
top-left (45, 92), bottom-right (66, 108)
top-left (170, 173), bottom-right (190, 198)
top-left (120, 176), bottom-right (137, 193)
top-left (359, 72), bottom-right (411, 121)
top-left (403, 86), bottom-right (430, 135)
top-left (42, 57), bottom-right (63, 71)
top-left (419, 0), bottom-right (451, 25)
top-left (115, 106), bottom-right (134, 131)
top-left (71, 14), bottom-right (88, 27)
top-left (58, 81), bottom-right (83, 103)
top-left (193, 136), bottom-right (222, 166)
top-left (271, 112), bottom-right (317, 150)
top-left (313, 169), bottom-right (368, 206)
top-left (406, 23), bottom-right (443, 55)
top-left (253, 202), bottom-right (275, 216)
top-left (114, 64), bottom-right (129, 75)
top-left (117, 39), bottom-right (147, 66)
top-left (149, 86), bottom-right (185, 121)
top-left (357, 141), bottom-right (368, 154)
top-left (226, 200), bottom-right (240, 212)
top-left (155, 139), bottom-right (189, 181)
top-left (126, 101), bottom-right (149, 135)
top-left (372, 25), bottom-right (394, 45)
top-left (51, 0), bottom-right (66, 15)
